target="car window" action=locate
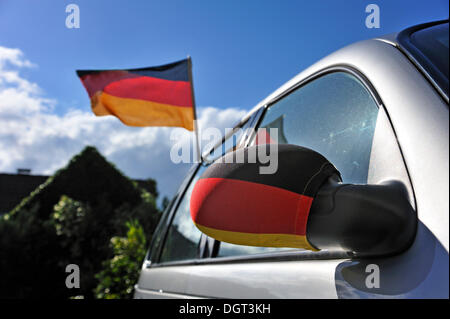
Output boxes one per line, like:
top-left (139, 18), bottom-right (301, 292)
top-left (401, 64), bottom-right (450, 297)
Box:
top-left (217, 242), bottom-right (293, 257)
top-left (203, 117), bottom-right (253, 163)
top-left (147, 195), bottom-right (178, 262)
top-left (159, 166), bottom-right (205, 263)
top-left (399, 22), bottom-right (449, 97)
top-left (218, 71), bottom-right (379, 257)
top-left (147, 164), bottom-right (200, 263)
top-left (253, 71), bottom-right (379, 184)
top-left (410, 23), bottom-right (449, 81)
top-left (157, 116), bottom-right (260, 263)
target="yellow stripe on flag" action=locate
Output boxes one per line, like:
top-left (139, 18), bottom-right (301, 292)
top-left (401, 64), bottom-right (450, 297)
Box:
top-left (194, 223), bottom-right (318, 250)
top-left (91, 92), bottom-right (194, 131)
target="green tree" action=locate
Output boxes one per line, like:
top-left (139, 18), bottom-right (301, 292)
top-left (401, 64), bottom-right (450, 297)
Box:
top-left (8, 146), bottom-right (143, 221)
top-left (49, 191), bottom-right (160, 298)
top-left (0, 146), bottom-right (161, 299)
top-left (0, 203), bottom-right (68, 299)
top-left (94, 220), bottom-right (147, 299)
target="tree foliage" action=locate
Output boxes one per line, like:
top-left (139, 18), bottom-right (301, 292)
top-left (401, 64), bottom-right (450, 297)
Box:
top-left (8, 146), bottom-right (143, 220)
top-left (0, 146), bottom-right (161, 299)
top-left (94, 220), bottom-right (147, 299)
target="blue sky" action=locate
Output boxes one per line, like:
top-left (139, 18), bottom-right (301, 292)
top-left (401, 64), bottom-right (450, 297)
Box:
top-left (0, 0), bottom-right (448, 202)
top-left (1, 0), bottom-right (448, 114)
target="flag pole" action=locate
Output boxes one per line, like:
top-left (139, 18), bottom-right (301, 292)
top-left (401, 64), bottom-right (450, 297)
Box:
top-left (187, 56), bottom-right (202, 163)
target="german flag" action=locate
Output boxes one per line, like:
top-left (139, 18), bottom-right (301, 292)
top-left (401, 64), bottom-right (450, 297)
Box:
top-left (76, 58), bottom-right (195, 131)
top-left (190, 144), bottom-right (341, 250)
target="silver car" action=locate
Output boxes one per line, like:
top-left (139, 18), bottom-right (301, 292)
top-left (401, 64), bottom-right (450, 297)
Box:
top-left (135, 20), bottom-right (449, 299)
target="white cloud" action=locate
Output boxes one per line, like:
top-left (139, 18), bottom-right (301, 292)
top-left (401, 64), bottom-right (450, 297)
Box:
top-left (0, 47), bottom-right (35, 69)
top-left (0, 46), bottom-right (247, 202)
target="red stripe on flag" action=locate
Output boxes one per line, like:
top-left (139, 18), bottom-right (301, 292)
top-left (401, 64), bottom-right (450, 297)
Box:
top-left (79, 71), bottom-right (138, 98)
top-left (190, 177), bottom-right (313, 236)
top-left (103, 76), bottom-right (193, 107)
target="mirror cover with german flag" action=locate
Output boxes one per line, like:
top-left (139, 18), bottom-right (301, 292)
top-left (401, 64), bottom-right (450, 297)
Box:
top-left (76, 59), bottom-right (194, 131)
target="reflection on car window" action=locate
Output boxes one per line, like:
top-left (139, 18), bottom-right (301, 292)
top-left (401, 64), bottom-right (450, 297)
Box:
top-left (218, 71), bottom-right (379, 257)
top-left (405, 22), bottom-right (449, 96)
top-left (217, 243), bottom-right (294, 257)
top-left (411, 23), bottom-right (449, 81)
top-left (203, 118), bottom-right (252, 163)
top-left (253, 72), bottom-right (379, 184)
top-left (159, 166), bottom-right (205, 263)
top-left (148, 195), bottom-right (178, 262)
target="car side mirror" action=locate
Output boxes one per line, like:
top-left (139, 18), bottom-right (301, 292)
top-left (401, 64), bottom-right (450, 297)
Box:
top-left (190, 144), bottom-right (417, 257)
